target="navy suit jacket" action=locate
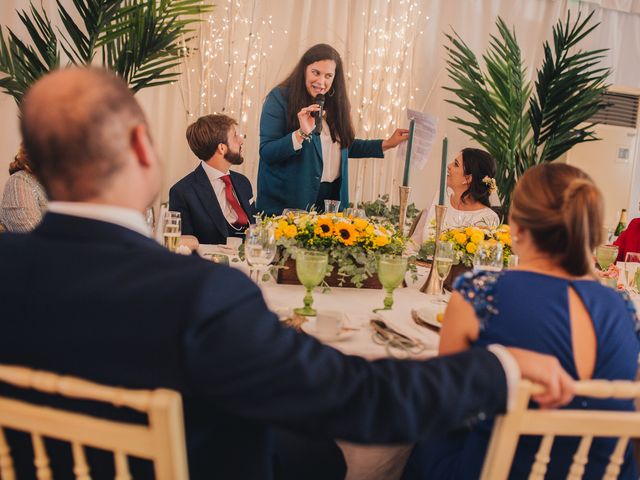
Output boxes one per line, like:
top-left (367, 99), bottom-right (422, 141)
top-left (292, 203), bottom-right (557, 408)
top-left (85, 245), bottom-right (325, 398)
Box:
top-left (0, 213), bottom-right (508, 480)
top-left (169, 164), bottom-right (256, 244)
top-left (257, 87), bottom-right (384, 216)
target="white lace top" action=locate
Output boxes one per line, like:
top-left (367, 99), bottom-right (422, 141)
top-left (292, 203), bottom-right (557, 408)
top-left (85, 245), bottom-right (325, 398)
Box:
top-left (0, 170), bottom-right (47, 232)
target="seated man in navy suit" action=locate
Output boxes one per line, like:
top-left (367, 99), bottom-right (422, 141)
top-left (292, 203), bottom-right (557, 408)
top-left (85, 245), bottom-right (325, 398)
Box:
top-left (170, 114), bottom-right (256, 244)
top-left (0, 67), bottom-right (573, 480)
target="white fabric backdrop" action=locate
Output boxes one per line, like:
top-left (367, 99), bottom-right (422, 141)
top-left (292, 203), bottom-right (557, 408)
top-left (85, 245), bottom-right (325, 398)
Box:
top-left (0, 0), bottom-right (638, 211)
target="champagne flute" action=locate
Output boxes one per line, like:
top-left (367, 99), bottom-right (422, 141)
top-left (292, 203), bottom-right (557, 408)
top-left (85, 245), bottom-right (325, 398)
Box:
top-left (624, 252), bottom-right (640, 292)
top-left (434, 241), bottom-right (454, 298)
top-left (473, 240), bottom-right (503, 272)
top-left (595, 244), bottom-right (618, 272)
top-left (374, 255), bottom-right (408, 312)
top-left (162, 211), bottom-right (181, 252)
top-left (244, 224), bottom-right (277, 284)
top-left (294, 250), bottom-right (328, 316)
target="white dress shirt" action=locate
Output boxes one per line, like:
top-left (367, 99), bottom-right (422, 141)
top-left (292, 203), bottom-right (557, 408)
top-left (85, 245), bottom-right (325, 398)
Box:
top-left (200, 161), bottom-right (239, 225)
top-left (48, 201), bottom-right (151, 237)
top-left (292, 118), bottom-right (342, 183)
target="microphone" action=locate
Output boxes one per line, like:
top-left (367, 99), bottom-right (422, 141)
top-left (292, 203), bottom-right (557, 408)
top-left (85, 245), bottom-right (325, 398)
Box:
top-left (313, 94), bottom-right (325, 135)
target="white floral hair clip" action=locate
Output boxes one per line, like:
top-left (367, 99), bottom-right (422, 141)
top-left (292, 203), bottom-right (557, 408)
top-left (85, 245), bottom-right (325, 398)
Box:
top-left (482, 176), bottom-right (497, 193)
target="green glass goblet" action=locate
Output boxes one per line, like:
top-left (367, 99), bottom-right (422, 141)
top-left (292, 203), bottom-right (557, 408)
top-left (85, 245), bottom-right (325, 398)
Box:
top-left (595, 244), bottom-right (618, 272)
top-left (374, 255), bottom-right (408, 312)
top-left (294, 250), bottom-right (328, 316)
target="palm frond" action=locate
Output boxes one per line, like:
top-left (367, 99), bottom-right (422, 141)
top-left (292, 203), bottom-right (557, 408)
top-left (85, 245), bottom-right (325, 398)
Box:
top-left (445, 11), bottom-right (609, 215)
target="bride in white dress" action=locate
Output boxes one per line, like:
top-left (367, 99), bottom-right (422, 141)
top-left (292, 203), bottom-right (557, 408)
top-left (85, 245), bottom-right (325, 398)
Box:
top-left (410, 148), bottom-right (499, 249)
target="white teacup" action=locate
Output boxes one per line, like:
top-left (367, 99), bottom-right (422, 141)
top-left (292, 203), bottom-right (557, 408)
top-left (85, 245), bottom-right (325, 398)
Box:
top-left (316, 310), bottom-right (344, 338)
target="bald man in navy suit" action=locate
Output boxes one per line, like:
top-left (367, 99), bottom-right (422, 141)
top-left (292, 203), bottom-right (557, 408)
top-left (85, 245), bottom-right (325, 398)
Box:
top-left (0, 67), bottom-right (573, 480)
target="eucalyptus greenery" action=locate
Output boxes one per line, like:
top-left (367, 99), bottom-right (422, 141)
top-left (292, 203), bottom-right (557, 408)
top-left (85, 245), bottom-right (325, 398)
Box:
top-left (0, 0), bottom-right (212, 103)
top-left (352, 194), bottom-right (420, 228)
top-left (444, 10), bottom-right (609, 215)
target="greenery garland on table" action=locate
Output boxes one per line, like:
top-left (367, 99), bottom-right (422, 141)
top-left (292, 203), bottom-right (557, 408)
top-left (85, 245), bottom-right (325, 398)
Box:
top-left (0, 0), bottom-right (212, 103)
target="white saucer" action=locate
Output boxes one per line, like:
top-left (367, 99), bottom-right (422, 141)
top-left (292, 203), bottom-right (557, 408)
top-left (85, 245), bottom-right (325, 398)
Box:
top-left (413, 307), bottom-right (443, 329)
top-left (301, 321), bottom-right (357, 342)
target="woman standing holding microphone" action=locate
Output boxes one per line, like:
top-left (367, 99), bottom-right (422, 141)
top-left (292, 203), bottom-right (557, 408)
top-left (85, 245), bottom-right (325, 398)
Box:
top-left (256, 43), bottom-right (408, 216)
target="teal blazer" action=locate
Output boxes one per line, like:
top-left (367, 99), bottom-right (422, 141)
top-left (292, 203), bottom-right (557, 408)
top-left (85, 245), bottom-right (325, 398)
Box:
top-left (256, 87), bottom-right (384, 216)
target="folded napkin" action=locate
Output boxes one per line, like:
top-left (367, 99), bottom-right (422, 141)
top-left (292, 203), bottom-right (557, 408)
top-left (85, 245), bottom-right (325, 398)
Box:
top-left (374, 310), bottom-right (439, 350)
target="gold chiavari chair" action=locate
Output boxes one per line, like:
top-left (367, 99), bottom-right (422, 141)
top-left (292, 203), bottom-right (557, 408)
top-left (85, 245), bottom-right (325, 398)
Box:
top-left (0, 364), bottom-right (189, 480)
top-left (481, 379), bottom-right (640, 480)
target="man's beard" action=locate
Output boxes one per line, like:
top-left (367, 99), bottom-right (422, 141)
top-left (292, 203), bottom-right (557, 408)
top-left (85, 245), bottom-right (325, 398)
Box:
top-left (225, 150), bottom-right (244, 165)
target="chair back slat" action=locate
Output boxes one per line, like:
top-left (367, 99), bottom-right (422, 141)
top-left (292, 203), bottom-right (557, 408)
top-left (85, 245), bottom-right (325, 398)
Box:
top-left (114, 451), bottom-right (131, 480)
top-left (481, 380), bottom-right (640, 480)
top-left (0, 427), bottom-right (15, 480)
top-left (0, 365), bottom-right (189, 480)
top-left (603, 436), bottom-right (629, 480)
top-left (31, 433), bottom-right (52, 480)
top-left (567, 435), bottom-right (592, 480)
top-left (528, 434), bottom-right (553, 480)
top-left (71, 442), bottom-right (90, 480)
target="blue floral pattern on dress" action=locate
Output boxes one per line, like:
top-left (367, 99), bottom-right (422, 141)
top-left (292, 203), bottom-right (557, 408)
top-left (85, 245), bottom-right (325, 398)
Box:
top-left (616, 289), bottom-right (640, 339)
top-left (452, 270), bottom-right (502, 330)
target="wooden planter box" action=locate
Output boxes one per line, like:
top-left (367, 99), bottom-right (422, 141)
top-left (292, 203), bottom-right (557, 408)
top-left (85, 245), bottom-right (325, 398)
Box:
top-left (276, 258), bottom-right (382, 289)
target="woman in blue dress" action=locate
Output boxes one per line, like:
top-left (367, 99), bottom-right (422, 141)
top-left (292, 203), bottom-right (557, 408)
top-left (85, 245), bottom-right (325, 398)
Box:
top-left (256, 43), bottom-right (408, 216)
top-left (403, 163), bottom-right (640, 479)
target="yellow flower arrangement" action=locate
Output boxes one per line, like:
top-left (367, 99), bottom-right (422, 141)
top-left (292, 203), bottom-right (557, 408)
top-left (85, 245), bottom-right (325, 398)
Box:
top-left (267, 212), bottom-right (406, 287)
top-left (428, 225), bottom-right (513, 267)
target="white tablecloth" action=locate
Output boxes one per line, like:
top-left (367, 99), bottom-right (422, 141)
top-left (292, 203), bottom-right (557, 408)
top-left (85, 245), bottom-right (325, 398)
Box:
top-left (198, 244), bottom-right (443, 480)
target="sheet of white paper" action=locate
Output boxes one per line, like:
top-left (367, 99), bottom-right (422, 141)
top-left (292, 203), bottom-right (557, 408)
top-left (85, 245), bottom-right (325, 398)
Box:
top-left (396, 108), bottom-right (438, 171)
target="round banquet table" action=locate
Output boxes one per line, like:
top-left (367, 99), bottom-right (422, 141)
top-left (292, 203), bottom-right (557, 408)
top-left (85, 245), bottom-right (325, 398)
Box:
top-left (198, 244), bottom-right (444, 480)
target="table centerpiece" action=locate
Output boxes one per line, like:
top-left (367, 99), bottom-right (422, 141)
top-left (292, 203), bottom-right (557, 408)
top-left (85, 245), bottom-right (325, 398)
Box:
top-left (262, 211), bottom-right (408, 288)
top-left (418, 224), bottom-right (513, 290)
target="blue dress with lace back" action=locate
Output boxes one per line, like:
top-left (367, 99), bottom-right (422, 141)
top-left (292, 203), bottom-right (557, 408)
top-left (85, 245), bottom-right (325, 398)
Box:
top-left (402, 270), bottom-right (640, 480)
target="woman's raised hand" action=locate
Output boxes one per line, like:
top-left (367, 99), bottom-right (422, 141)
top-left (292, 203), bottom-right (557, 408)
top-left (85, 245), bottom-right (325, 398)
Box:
top-left (297, 104), bottom-right (321, 136)
top-left (382, 128), bottom-right (410, 151)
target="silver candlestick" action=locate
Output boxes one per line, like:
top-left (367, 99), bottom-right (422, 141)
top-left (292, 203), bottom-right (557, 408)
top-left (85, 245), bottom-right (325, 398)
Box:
top-left (421, 204), bottom-right (447, 294)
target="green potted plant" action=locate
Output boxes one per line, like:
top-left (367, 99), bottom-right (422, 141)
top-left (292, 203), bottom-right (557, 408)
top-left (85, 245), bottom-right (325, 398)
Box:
top-left (444, 11), bottom-right (610, 216)
top-left (0, 0), bottom-right (212, 102)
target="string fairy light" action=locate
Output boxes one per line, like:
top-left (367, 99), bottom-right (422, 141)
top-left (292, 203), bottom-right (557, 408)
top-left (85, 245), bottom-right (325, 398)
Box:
top-left (178, 0), bottom-right (428, 202)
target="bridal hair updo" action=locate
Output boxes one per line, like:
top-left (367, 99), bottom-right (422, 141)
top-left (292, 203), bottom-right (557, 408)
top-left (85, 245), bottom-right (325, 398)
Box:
top-left (460, 148), bottom-right (496, 207)
top-left (509, 163), bottom-right (603, 276)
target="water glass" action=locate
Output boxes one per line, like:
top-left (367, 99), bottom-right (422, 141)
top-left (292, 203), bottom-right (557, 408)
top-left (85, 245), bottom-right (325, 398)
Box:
top-left (294, 250), bottom-right (329, 316)
top-left (144, 206), bottom-right (155, 232)
top-left (374, 255), bottom-right (408, 312)
top-left (507, 254), bottom-right (519, 269)
top-left (162, 211), bottom-right (181, 252)
top-left (624, 252), bottom-right (640, 292)
top-left (324, 199), bottom-right (340, 214)
top-left (595, 244), bottom-right (618, 272)
top-left (244, 224), bottom-right (277, 284)
top-left (473, 241), bottom-right (503, 272)
top-left (344, 208), bottom-right (366, 219)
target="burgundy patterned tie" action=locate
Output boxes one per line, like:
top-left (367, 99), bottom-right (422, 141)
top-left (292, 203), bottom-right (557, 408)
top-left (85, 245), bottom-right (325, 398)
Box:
top-left (220, 175), bottom-right (249, 227)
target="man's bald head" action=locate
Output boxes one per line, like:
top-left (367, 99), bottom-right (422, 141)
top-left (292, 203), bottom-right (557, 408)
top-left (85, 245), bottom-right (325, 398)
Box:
top-left (20, 67), bottom-right (148, 200)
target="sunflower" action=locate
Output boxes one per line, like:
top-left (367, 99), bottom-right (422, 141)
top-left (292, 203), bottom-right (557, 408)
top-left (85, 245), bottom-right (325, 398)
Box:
top-left (334, 221), bottom-right (359, 246)
top-left (315, 217), bottom-right (334, 237)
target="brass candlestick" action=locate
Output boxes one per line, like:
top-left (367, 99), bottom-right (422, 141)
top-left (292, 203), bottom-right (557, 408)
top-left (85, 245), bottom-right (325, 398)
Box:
top-left (421, 204), bottom-right (447, 294)
top-left (398, 185), bottom-right (411, 236)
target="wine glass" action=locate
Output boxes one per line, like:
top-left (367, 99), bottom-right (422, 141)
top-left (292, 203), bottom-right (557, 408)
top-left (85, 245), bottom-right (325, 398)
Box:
top-left (595, 244), bottom-right (618, 272)
top-left (374, 255), bottom-right (408, 312)
top-left (473, 241), bottom-right (503, 272)
top-left (294, 250), bottom-right (328, 316)
top-left (624, 252), bottom-right (640, 292)
top-left (244, 224), bottom-right (277, 284)
top-left (434, 241), bottom-right (454, 298)
top-left (162, 211), bottom-right (181, 252)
